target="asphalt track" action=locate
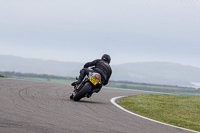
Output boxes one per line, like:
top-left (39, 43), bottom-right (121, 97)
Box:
top-left (0, 78), bottom-right (197, 133)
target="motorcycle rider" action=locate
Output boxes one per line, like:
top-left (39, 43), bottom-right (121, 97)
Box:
top-left (71, 54), bottom-right (112, 97)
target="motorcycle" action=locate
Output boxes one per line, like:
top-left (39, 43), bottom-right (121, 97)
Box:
top-left (70, 71), bottom-right (102, 101)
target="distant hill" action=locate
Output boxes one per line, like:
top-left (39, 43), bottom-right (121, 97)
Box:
top-left (1, 55), bottom-right (200, 87)
top-left (0, 55), bottom-right (83, 77)
top-left (112, 62), bottom-right (200, 87)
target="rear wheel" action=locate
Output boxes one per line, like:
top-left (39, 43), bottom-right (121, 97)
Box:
top-left (73, 82), bottom-right (92, 101)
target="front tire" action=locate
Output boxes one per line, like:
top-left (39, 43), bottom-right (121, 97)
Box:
top-left (70, 94), bottom-right (74, 100)
top-left (73, 82), bottom-right (92, 101)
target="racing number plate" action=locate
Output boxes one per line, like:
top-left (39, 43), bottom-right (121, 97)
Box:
top-left (89, 75), bottom-right (99, 85)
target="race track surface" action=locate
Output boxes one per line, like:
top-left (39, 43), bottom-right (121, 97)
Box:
top-left (0, 78), bottom-right (194, 133)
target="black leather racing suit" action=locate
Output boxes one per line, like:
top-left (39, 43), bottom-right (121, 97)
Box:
top-left (83, 59), bottom-right (112, 85)
top-left (72, 59), bottom-right (112, 96)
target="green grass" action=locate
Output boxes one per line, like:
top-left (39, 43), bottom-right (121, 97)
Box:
top-left (0, 75), bottom-right (7, 78)
top-left (117, 94), bottom-right (200, 132)
top-left (107, 81), bottom-right (200, 95)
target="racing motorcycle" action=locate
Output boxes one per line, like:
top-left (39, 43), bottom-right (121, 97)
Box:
top-left (70, 71), bottom-right (102, 101)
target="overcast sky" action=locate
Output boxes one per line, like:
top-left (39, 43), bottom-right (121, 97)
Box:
top-left (0, 0), bottom-right (200, 67)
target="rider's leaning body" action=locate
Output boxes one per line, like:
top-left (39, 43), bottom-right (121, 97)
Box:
top-left (71, 54), bottom-right (112, 94)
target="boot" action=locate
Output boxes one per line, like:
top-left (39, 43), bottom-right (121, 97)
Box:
top-left (71, 70), bottom-right (85, 86)
top-left (71, 81), bottom-right (80, 86)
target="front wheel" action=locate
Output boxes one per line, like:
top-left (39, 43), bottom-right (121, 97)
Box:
top-left (73, 82), bottom-right (92, 101)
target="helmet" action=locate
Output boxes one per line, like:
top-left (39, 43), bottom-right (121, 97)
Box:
top-left (101, 54), bottom-right (111, 64)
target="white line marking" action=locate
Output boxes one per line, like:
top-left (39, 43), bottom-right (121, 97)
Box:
top-left (111, 96), bottom-right (200, 133)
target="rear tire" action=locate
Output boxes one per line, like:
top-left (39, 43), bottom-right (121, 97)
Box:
top-left (73, 82), bottom-right (92, 101)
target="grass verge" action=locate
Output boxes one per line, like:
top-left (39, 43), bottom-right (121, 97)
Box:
top-left (0, 75), bottom-right (7, 78)
top-left (117, 94), bottom-right (200, 132)
top-left (107, 81), bottom-right (200, 95)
